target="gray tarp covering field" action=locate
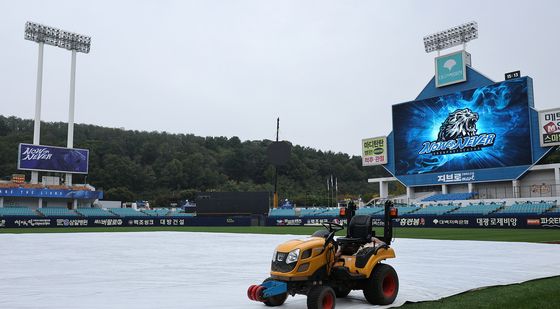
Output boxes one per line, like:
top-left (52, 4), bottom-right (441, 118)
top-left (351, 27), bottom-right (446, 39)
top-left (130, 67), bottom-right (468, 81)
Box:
top-left (1, 232), bottom-right (559, 308)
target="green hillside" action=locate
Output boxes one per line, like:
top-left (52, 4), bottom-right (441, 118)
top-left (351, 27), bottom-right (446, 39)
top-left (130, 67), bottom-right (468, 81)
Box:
top-left (0, 115), bottom-right (394, 206)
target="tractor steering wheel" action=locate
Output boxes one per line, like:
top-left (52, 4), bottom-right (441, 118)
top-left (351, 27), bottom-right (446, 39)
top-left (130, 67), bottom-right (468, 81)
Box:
top-left (322, 221), bottom-right (344, 233)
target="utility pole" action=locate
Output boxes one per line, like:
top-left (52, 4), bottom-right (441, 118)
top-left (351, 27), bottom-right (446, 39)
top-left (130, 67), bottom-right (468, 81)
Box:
top-left (273, 118), bottom-right (279, 209)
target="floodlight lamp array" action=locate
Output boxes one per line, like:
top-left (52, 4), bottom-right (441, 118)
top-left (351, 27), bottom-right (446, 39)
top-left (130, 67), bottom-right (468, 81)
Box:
top-left (25, 21), bottom-right (91, 53)
top-left (423, 21), bottom-right (478, 53)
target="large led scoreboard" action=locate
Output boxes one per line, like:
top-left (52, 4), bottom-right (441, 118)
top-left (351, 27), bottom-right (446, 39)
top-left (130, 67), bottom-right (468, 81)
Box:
top-left (385, 76), bottom-right (549, 187)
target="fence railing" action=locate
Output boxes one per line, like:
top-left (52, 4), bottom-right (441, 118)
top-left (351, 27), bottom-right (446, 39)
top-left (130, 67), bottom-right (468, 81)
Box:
top-left (475, 184), bottom-right (559, 200)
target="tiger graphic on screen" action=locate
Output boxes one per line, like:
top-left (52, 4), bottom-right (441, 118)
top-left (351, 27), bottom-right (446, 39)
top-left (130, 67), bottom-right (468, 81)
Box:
top-left (437, 108), bottom-right (479, 141)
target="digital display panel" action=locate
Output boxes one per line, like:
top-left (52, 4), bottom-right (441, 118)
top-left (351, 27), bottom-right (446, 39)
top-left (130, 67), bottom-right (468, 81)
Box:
top-left (18, 143), bottom-right (89, 174)
top-left (393, 77), bottom-right (532, 176)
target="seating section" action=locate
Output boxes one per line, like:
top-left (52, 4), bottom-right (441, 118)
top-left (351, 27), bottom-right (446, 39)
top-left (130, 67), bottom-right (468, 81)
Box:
top-left (356, 207), bottom-right (384, 215)
top-left (422, 192), bottom-right (477, 202)
top-left (320, 208), bottom-right (341, 217)
top-left (76, 208), bottom-right (116, 218)
top-left (167, 211), bottom-right (196, 217)
top-left (496, 202), bottom-right (555, 215)
top-left (413, 205), bottom-right (460, 215)
top-left (396, 206), bottom-right (420, 215)
top-left (268, 208), bottom-right (297, 217)
top-left (300, 207), bottom-right (338, 217)
top-left (548, 207), bottom-right (560, 213)
top-left (109, 208), bottom-right (149, 217)
top-left (450, 203), bottom-right (503, 215)
top-left (142, 209), bottom-right (169, 217)
top-left (0, 207), bottom-right (38, 217)
top-left (37, 207), bottom-right (79, 217)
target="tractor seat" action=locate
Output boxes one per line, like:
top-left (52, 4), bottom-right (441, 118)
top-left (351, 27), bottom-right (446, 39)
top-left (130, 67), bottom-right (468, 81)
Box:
top-left (337, 215), bottom-right (373, 246)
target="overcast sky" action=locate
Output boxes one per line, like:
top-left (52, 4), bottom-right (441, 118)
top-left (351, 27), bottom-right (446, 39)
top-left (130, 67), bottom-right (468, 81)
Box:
top-left (1, 0), bottom-right (559, 155)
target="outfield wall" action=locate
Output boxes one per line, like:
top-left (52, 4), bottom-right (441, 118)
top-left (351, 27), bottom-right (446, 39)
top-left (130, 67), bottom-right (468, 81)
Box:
top-left (267, 215), bottom-right (560, 229)
top-left (0, 216), bottom-right (251, 228)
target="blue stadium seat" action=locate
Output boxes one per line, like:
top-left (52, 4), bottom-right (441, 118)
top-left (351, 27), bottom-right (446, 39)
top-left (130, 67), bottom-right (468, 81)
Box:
top-left (268, 208), bottom-right (297, 217)
top-left (109, 208), bottom-right (149, 217)
top-left (449, 203), bottom-right (503, 215)
top-left (0, 206), bottom-right (38, 217)
top-left (413, 205), bottom-right (459, 215)
top-left (37, 207), bottom-right (79, 217)
top-left (496, 202), bottom-right (555, 215)
top-left (356, 207), bottom-right (384, 215)
top-left (422, 192), bottom-right (477, 202)
top-left (166, 211), bottom-right (196, 217)
top-left (76, 208), bottom-right (116, 218)
top-left (141, 209), bottom-right (169, 217)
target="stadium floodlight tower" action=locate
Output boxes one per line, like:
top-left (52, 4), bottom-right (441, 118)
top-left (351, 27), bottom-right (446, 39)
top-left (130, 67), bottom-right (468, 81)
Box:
top-left (25, 21), bottom-right (91, 185)
top-left (423, 21), bottom-right (478, 55)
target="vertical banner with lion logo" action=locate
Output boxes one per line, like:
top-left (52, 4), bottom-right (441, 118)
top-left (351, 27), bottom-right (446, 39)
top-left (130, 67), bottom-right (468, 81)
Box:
top-left (362, 137), bottom-right (387, 166)
top-left (538, 108), bottom-right (560, 147)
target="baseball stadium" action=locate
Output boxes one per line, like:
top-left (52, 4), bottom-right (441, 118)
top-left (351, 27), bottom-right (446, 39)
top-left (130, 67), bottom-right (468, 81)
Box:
top-left (1, 13), bottom-right (559, 309)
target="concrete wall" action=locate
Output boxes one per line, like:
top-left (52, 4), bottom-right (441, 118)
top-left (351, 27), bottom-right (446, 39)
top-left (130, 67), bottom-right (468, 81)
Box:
top-left (519, 169), bottom-right (555, 187)
top-left (448, 184), bottom-right (469, 193)
top-left (97, 200), bottom-right (122, 209)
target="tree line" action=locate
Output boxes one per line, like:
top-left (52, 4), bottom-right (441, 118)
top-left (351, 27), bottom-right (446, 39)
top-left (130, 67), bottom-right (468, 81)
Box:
top-left (0, 115), bottom-right (395, 207)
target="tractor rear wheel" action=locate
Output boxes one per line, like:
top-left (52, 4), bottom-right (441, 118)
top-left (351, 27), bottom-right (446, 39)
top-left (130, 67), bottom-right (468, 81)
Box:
top-left (307, 285), bottom-right (336, 309)
top-left (363, 263), bottom-right (399, 305)
top-left (263, 277), bottom-right (288, 307)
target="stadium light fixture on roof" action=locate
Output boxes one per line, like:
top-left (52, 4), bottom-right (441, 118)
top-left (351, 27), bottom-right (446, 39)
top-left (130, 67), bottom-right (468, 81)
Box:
top-left (25, 21), bottom-right (91, 53)
top-left (423, 21), bottom-right (478, 53)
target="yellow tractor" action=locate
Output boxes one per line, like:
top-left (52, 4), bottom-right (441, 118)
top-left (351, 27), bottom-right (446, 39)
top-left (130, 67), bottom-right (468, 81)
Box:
top-left (248, 200), bottom-right (399, 309)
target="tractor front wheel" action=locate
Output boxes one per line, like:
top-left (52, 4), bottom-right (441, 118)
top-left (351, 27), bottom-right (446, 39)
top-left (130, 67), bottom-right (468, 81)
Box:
top-left (263, 277), bottom-right (288, 307)
top-left (363, 263), bottom-right (399, 305)
top-left (307, 285), bottom-right (336, 309)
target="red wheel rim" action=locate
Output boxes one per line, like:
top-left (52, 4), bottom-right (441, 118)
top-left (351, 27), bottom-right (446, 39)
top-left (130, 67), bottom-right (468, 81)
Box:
top-left (322, 291), bottom-right (334, 309)
top-left (248, 285), bottom-right (257, 300)
top-left (256, 286), bottom-right (265, 301)
top-left (382, 274), bottom-right (397, 298)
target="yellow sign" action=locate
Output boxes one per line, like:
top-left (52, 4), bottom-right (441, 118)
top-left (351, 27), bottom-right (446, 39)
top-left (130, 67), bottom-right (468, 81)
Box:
top-left (362, 136), bottom-right (387, 166)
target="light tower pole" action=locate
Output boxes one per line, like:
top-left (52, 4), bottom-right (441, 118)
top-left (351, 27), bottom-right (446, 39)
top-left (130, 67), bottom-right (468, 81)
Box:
top-left (25, 22), bottom-right (91, 185)
top-left (31, 41), bottom-right (44, 184)
top-left (66, 49), bottom-right (77, 186)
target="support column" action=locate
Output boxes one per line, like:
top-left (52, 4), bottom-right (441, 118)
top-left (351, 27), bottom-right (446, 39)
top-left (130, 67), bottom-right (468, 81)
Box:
top-left (380, 181), bottom-right (389, 199)
top-left (554, 168), bottom-right (560, 197)
top-left (442, 184), bottom-right (448, 194)
top-left (468, 183), bottom-right (474, 193)
top-left (0, 197), bottom-right (4, 208)
top-left (31, 42), bottom-right (45, 184)
top-left (406, 187), bottom-right (414, 200)
top-left (73, 199), bottom-right (78, 210)
top-left (512, 180), bottom-right (520, 199)
top-left (38, 198), bottom-right (43, 209)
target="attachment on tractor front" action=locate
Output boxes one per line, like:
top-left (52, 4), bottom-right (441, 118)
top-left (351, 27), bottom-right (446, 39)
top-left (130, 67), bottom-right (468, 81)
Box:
top-left (247, 280), bottom-right (287, 302)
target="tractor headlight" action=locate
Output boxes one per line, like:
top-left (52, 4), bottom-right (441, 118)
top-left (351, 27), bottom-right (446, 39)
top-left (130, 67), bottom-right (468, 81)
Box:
top-left (286, 249), bottom-right (300, 264)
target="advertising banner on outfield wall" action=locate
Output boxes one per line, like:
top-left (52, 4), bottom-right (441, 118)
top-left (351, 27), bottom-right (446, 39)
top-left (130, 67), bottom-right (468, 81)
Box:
top-left (265, 215), bottom-right (560, 229)
top-left (362, 136), bottom-right (387, 166)
top-left (0, 216), bottom-right (252, 228)
top-left (538, 108), bottom-right (560, 147)
top-left (18, 143), bottom-right (89, 174)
